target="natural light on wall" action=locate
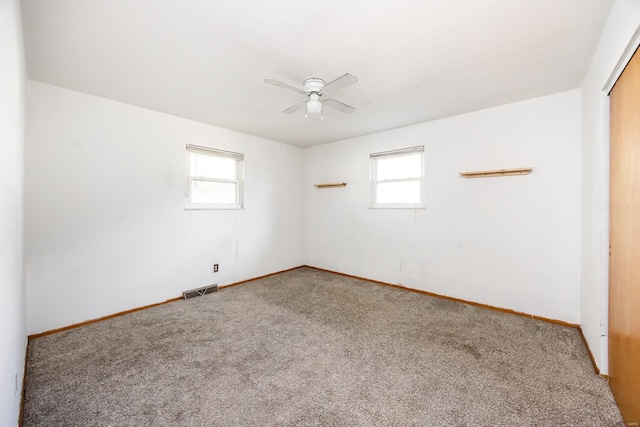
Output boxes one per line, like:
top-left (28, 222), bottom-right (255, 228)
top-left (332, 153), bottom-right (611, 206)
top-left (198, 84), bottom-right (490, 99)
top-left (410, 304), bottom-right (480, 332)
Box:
top-left (370, 146), bottom-right (425, 208)
top-left (186, 145), bottom-right (244, 209)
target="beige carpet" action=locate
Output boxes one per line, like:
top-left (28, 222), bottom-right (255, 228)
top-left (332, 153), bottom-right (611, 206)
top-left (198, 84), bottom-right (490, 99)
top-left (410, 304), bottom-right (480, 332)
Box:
top-left (23, 267), bottom-right (623, 426)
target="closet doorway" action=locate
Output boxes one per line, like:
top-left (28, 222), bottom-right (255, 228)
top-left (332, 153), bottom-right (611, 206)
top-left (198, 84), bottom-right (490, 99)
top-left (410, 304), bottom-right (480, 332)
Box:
top-left (609, 45), bottom-right (640, 425)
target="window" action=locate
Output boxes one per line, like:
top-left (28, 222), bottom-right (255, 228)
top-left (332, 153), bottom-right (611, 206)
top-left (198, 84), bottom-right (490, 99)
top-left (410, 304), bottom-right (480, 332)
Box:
top-left (370, 146), bottom-right (425, 208)
top-left (186, 145), bottom-right (244, 209)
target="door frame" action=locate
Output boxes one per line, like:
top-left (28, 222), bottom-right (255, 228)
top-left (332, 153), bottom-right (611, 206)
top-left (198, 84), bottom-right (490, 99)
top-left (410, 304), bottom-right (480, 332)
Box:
top-left (604, 26), bottom-right (640, 94)
top-left (598, 26), bottom-right (640, 375)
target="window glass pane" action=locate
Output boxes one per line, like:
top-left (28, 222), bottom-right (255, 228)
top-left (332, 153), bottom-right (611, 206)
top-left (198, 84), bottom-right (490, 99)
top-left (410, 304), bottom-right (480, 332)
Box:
top-left (376, 181), bottom-right (421, 204)
top-left (376, 153), bottom-right (421, 180)
top-left (192, 153), bottom-right (236, 180)
top-left (191, 180), bottom-right (237, 204)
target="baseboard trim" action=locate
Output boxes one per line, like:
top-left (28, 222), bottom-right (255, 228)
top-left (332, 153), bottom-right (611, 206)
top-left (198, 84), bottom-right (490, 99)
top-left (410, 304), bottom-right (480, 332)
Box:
top-left (19, 341), bottom-right (28, 427)
top-left (304, 265), bottom-right (580, 329)
top-left (26, 264), bottom-right (583, 343)
top-left (578, 327), bottom-right (606, 378)
top-left (219, 266), bottom-right (305, 289)
top-left (28, 266), bottom-right (306, 340)
top-left (28, 297), bottom-right (183, 340)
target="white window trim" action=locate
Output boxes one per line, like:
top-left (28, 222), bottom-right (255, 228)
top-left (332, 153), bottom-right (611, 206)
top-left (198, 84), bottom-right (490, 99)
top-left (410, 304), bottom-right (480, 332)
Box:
top-left (185, 144), bottom-right (244, 210)
top-left (370, 145), bottom-right (425, 209)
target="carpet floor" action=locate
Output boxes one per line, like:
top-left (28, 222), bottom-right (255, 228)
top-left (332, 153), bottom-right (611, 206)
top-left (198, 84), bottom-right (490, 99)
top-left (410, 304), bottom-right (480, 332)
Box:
top-left (23, 267), bottom-right (623, 426)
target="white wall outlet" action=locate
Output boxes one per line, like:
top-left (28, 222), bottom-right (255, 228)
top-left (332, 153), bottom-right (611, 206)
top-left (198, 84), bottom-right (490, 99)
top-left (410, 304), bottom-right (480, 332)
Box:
top-left (398, 261), bottom-right (405, 272)
top-left (213, 264), bottom-right (219, 273)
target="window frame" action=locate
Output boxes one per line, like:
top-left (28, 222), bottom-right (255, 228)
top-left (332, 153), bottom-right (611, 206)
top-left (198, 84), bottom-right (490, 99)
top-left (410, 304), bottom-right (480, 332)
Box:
top-left (185, 144), bottom-right (244, 210)
top-left (370, 145), bottom-right (425, 209)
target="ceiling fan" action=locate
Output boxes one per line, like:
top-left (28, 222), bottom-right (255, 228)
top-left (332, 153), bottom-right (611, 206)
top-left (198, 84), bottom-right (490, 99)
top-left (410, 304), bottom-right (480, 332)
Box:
top-left (264, 73), bottom-right (358, 118)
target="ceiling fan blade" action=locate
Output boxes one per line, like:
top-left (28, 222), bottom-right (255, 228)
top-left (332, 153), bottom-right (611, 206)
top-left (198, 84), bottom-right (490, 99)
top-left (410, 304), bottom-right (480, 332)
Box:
top-left (264, 79), bottom-right (306, 95)
top-left (323, 98), bottom-right (356, 114)
top-left (283, 101), bottom-right (306, 114)
top-left (322, 73), bottom-right (358, 94)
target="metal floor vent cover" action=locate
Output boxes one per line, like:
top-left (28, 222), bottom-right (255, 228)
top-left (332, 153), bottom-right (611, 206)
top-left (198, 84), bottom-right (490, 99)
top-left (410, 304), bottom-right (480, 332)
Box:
top-left (183, 284), bottom-right (218, 299)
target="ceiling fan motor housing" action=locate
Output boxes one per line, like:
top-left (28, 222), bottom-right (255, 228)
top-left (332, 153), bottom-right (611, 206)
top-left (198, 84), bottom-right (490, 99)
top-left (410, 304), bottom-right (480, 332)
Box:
top-left (303, 78), bottom-right (325, 94)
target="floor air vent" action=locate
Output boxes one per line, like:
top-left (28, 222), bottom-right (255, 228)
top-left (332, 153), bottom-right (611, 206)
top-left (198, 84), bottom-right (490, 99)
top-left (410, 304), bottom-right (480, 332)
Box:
top-left (183, 285), bottom-right (218, 300)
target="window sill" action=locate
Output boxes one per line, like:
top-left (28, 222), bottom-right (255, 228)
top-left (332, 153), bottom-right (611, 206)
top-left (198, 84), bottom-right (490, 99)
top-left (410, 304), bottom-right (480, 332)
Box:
top-left (369, 205), bottom-right (426, 210)
top-left (184, 206), bottom-right (245, 211)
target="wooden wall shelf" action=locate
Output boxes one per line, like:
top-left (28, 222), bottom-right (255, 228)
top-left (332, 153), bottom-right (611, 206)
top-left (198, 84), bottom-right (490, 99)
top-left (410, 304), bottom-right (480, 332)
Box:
top-left (314, 183), bottom-right (347, 188)
top-left (460, 167), bottom-right (532, 178)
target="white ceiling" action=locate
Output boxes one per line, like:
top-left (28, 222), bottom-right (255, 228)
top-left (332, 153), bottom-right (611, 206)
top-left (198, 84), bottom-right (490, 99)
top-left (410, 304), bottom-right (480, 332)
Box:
top-left (21, 0), bottom-right (613, 148)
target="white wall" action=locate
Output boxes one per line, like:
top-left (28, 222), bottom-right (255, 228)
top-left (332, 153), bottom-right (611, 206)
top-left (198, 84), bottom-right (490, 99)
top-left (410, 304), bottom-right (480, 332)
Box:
top-left (25, 81), bottom-right (304, 335)
top-left (22, 0), bottom-right (638, 376)
top-left (580, 0), bottom-right (640, 374)
top-left (304, 90), bottom-right (582, 323)
top-left (0, 0), bottom-right (27, 424)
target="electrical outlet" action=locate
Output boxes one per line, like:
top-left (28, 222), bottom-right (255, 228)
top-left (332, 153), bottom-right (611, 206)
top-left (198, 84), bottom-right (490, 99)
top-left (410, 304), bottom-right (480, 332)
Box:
top-left (398, 261), bottom-right (405, 272)
top-left (213, 264), bottom-right (219, 273)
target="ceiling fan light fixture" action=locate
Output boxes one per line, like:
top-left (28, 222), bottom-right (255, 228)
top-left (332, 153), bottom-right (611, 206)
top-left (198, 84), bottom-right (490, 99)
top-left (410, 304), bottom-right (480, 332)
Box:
top-left (265, 73), bottom-right (357, 117)
top-left (306, 93), bottom-right (322, 114)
